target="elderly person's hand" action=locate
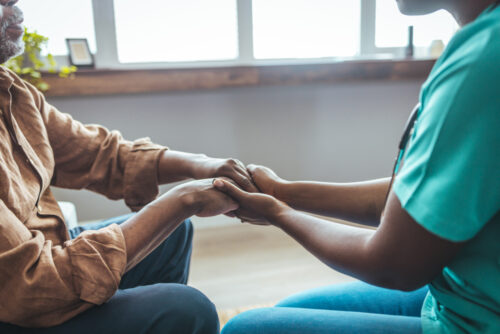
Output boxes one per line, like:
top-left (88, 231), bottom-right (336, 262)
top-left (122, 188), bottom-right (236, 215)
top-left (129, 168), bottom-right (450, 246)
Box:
top-left (213, 178), bottom-right (290, 226)
top-left (169, 178), bottom-right (240, 217)
top-left (194, 157), bottom-right (259, 193)
top-left (158, 151), bottom-right (259, 193)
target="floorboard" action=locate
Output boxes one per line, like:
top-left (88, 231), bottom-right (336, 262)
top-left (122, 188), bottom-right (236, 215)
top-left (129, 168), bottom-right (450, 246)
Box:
top-left (189, 222), bottom-right (355, 311)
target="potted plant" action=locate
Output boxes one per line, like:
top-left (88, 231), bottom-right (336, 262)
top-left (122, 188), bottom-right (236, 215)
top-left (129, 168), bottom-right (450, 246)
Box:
top-left (4, 28), bottom-right (77, 92)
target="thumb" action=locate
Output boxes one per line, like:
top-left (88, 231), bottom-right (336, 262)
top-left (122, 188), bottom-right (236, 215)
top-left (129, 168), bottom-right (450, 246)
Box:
top-left (246, 164), bottom-right (257, 174)
top-left (213, 179), bottom-right (248, 200)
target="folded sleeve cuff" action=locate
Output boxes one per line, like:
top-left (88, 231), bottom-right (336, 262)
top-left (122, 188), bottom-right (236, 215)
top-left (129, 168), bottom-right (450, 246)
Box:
top-left (123, 137), bottom-right (168, 211)
top-left (65, 223), bottom-right (127, 305)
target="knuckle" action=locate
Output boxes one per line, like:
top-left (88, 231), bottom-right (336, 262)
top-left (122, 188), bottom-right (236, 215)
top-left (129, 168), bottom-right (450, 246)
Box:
top-left (217, 164), bottom-right (229, 173)
top-left (239, 178), bottom-right (252, 189)
top-left (241, 176), bottom-right (251, 184)
top-left (227, 158), bottom-right (238, 166)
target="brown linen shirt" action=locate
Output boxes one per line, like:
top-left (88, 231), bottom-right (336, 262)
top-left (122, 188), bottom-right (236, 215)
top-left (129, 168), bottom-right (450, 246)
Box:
top-left (0, 67), bottom-right (167, 328)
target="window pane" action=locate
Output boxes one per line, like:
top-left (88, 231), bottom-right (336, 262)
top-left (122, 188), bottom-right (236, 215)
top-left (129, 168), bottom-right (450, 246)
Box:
top-left (375, 0), bottom-right (457, 48)
top-left (20, 0), bottom-right (96, 55)
top-left (253, 0), bottom-right (360, 59)
top-left (114, 0), bottom-right (238, 63)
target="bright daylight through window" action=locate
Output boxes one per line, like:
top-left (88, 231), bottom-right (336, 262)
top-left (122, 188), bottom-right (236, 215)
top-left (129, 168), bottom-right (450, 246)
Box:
top-left (20, 0), bottom-right (96, 56)
top-left (252, 0), bottom-right (360, 59)
top-left (17, 0), bottom-right (459, 67)
top-left (375, 0), bottom-right (457, 48)
top-left (113, 0), bottom-right (239, 63)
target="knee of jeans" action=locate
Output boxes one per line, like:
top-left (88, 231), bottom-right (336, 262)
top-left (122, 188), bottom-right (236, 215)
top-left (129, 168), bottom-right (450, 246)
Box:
top-left (154, 284), bottom-right (219, 334)
top-left (222, 308), bottom-right (274, 334)
top-left (275, 292), bottom-right (313, 308)
top-left (177, 219), bottom-right (194, 245)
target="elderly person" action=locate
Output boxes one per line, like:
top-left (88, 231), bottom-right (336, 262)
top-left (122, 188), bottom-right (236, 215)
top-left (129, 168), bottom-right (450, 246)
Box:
top-left (218, 0), bottom-right (500, 333)
top-left (0, 1), bottom-right (257, 333)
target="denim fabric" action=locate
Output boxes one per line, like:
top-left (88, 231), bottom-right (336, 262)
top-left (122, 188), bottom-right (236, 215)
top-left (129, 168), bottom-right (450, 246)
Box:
top-left (222, 281), bottom-right (427, 334)
top-left (70, 214), bottom-right (193, 288)
top-left (1, 216), bottom-right (219, 334)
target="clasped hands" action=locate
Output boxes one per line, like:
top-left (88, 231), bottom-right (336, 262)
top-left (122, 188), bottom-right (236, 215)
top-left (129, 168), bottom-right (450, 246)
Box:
top-left (168, 158), bottom-right (289, 226)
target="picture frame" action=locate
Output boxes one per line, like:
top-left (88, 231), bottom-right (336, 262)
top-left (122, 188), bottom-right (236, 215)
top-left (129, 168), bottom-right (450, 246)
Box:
top-left (66, 38), bottom-right (94, 68)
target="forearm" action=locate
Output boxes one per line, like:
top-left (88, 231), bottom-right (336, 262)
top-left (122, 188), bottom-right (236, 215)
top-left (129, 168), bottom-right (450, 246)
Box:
top-left (275, 178), bottom-right (390, 226)
top-left (120, 190), bottom-right (195, 271)
top-left (157, 150), bottom-right (209, 184)
top-left (272, 208), bottom-right (392, 288)
top-left (213, 178), bottom-right (462, 292)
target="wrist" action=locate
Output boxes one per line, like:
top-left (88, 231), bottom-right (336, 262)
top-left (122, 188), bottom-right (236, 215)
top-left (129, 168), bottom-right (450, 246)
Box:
top-left (141, 189), bottom-right (195, 228)
top-left (265, 199), bottom-right (293, 226)
top-left (273, 179), bottom-right (291, 201)
top-left (169, 186), bottom-right (202, 216)
top-left (158, 151), bottom-right (209, 183)
top-left (187, 153), bottom-right (210, 179)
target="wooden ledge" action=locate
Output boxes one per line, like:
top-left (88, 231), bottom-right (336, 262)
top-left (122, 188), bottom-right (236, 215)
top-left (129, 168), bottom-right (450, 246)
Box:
top-left (43, 58), bottom-right (436, 97)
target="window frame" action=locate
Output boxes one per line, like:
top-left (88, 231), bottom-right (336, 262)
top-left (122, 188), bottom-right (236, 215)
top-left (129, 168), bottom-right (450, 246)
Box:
top-left (50, 0), bottom-right (437, 69)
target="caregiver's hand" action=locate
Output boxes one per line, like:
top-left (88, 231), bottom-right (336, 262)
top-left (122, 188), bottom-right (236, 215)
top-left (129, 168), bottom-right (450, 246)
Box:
top-left (213, 178), bottom-right (290, 225)
top-left (246, 164), bottom-right (288, 198)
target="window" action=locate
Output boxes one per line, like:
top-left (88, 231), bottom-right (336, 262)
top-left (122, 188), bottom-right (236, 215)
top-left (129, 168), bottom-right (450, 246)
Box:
top-left (20, 0), bottom-right (96, 55)
top-left (17, 0), bottom-right (460, 69)
top-left (252, 0), bottom-right (360, 59)
top-left (113, 0), bottom-right (238, 63)
top-left (375, 0), bottom-right (457, 48)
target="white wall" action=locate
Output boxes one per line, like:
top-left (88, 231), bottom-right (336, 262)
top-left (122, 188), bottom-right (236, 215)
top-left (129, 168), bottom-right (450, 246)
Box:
top-left (49, 80), bottom-right (423, 222)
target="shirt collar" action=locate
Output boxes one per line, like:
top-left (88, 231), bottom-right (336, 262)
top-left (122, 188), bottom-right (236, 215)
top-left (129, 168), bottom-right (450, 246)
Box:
top-left (0, 66), bottom-right (15, 90)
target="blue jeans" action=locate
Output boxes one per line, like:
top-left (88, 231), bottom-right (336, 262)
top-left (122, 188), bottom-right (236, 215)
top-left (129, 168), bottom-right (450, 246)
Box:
top-left (222, 281), bottom-right (427, 334)
top-left (1, 215), bottom-right (219, 334)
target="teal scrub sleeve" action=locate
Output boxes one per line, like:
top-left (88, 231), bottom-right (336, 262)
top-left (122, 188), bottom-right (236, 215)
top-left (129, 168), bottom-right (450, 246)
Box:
top-left (393, 58), bottom-right (500, 242)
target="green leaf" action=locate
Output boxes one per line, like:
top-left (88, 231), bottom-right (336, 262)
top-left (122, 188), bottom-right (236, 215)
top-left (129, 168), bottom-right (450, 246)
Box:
top-left (3, 28), bottom-right (78, 91)
top-left (37, 82), bottom-right (50, 91)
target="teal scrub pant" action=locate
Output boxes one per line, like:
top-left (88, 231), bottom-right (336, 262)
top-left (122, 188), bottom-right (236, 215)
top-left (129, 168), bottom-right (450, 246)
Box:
top-left (222, 281), bottom-right (427, 334)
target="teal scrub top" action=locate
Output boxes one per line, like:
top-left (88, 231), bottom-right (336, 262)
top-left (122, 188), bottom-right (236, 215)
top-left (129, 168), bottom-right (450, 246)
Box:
top-left (392, 4), bottom-right (500, 334)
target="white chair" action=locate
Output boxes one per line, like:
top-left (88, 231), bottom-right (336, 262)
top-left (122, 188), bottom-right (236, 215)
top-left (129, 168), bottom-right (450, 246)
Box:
top-left (58, 201), bottom-right (78, 230)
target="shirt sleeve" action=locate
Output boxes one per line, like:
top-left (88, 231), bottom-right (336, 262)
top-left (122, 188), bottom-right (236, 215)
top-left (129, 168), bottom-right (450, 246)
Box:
top-left (27, 84), bottom-right (168, 211)
top-left (393, 53), bottom-right (500, 242)
top-left (0, 200), bottom-right (127, 327)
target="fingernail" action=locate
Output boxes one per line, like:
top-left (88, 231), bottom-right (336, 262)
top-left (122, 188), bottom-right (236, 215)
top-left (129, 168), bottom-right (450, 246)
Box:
top-left (214, 179), bottom-right (224, 188)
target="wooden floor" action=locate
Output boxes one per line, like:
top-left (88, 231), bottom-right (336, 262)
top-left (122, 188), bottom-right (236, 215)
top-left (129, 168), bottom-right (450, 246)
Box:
top-left (188, 222), bottom-right (354, 312)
